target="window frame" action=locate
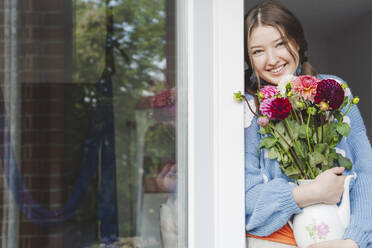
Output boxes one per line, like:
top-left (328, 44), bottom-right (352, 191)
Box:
top-left (183, 0), bottom-right (246, 247)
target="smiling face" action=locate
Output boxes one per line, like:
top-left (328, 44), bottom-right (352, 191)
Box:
top-left (248, 25), bottom-right (299, 85)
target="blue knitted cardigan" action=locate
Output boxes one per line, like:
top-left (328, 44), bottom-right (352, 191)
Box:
top-left (245, 74), bottom-right (372, 248)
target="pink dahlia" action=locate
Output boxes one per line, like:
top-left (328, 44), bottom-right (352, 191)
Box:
top-left (260, 98), bottom-right (274, 119)
top-left (291, 75), bottom-right (319, 101)
top-left (260, 97), bottom-right (292, 120)
top-left (314, 79), bottom-right (344, 109)
top-left (259, 86), bottom-right (280, 99)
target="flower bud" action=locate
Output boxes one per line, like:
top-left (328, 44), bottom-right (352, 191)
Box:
top-left (257, 116), bottom-right (269, 127)
top-left (319, 101), bottom-right (329, 111)
top-left (352, 97), bottom-right (360, 104)
top-left (258, 92), bottom-right (264, 99)
top-left (233, 91), bottom-right (244, 102)
top-left (295, 101), bottom-right (305, 109)
top-left (287, 91), bottom-right (293, 97)
top-left (307, 106), bottom-right (316, 115)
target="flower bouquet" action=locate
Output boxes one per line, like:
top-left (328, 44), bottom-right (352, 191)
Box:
top-left (235, 75), bottom-right (360, 247)
top-left (235, 75), bottom-right (359, 180)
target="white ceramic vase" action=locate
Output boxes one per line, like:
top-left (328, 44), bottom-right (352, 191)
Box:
top-left (290, 174), bottom-right (356, 248)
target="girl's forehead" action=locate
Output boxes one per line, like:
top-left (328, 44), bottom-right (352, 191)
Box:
top-left (249, 25), bottom-right (283, 45)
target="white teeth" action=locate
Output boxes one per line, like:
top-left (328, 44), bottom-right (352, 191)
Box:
top-left (270, 64), bottom-right (285, 73)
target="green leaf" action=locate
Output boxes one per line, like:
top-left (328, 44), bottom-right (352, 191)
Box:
top-left (293, 140), bottom-right (307, 159)
top-left (322, 156), bottom-right (334, 170)
top-left (275, 122), bottom-right (286, 134)
top-left (299, 123), bottom-right (312, 139)
top-left (314, 143), bottom-right (329, 154)
top-left (258, 127), bottom-right (270, 135)
top-left (336, 122), bottom-right (351, 137)
top-left (329, 149), bottom-right (339, 159)
top-left (308, 151), bottom-right (325, 168)
top-left (233, 91), bottom-right (244, 102)
top-left (283, 154), bottom-right (289, 163)
top-left (312, 129), bottom-right (319, 144)
top-left (274, 122), bottom-right (292, 151)
top-left (286, 119), bottom-right (300, 140)
top-left (259, 137), bottom-right (277, 149)
top-left (284, 165), bottom-right (302, 177)
top-left (278, 138), bottom-right (290, 151)
top-left (337, 154), bottom-right (353, 170)
top-left (268, 147), bottom-right (278, 159)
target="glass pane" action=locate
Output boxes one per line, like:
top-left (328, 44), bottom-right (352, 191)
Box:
top-left (0, 0), bottom-right (186, 247)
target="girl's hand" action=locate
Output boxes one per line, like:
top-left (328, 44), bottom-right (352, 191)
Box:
top-left (306, 239), bottom-right (358, 248)
top-left (293, 167), bottom-right (346, 207)
top-left (312, 167), bottom-right (346, 204)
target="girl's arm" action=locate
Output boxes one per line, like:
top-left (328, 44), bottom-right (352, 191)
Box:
top-left (244, 113), bottom-right (302, 235)
top-left (321, 74), bottom-right (372, 248)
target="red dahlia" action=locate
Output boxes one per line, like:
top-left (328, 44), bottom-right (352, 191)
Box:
top-left (314, 79), bottom-right (344, 109)
top-left (270, 98), bottom-right (292, 120)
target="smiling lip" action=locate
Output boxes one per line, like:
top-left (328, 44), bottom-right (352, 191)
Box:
top-left (268, 64), bottom-right (287, 76)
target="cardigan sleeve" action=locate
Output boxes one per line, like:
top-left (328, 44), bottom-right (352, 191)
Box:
top-left (341, 90), bottom-right (372, 248)
top-left (244, 111), bottom-right (302, 236)
top-left (321, 74), bottom-right (372, 247)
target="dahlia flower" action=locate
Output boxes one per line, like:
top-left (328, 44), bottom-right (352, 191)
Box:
top-left (260, 97), bottom-right (292, 120)
top-left (291, 75), bottom-right (319, 101)
top-left (260, 98), bottom-right (274, 119)
top-left (260, 86), bottom-right (280, 99)
top-left (271, 98), bottom-right (292, 120)
top-left (314, 79), bottom-right (344, 109)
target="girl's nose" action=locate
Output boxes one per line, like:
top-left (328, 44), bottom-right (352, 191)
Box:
top-left (267, 50), bottom-right (279, 66)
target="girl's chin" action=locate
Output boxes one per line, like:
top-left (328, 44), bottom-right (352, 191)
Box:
top-left (264, 73), bottom-right (295, 85)
top-left (263, 75), bottom-right (285, 85)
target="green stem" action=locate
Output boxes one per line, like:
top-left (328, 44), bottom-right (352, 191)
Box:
top-left (305, 161), bottom-right (315, 179)
top-left (306, 113), bottom-right (312, 153)
top-left (269, 123), bottom-right (291, 148)
top-left (321, 115), bottom-right (324, 143)
top-left (243, 96), bottom-right (259, 117)
top-left (328, 110), bottom-right (334, 127)
top-left (299, 110), bottom-right (304, 124)
top-left (270, 124), bottom-right (305, 179)
top-left (341, 102), bottom-right (352, 118)
top-left (285, 119), bottom-right (309, 174)
top-left (315, 116), bottom-right (319, 144)
top-left (289, 99), bottom-right (300, 123)
top-left (275, 139), bottom-right (304, 180)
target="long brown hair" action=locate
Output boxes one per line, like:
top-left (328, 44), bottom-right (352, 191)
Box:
top-left (244, 0), bottom-right (316, 94)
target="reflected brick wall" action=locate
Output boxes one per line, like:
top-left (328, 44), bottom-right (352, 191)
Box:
top-left (0, 0), bottom-right (81, 247)
top-left (20, 0), bottom-right (74, 245)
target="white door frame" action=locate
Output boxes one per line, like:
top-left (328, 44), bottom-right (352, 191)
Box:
top-left (181, 0), bottom-right (246, 247)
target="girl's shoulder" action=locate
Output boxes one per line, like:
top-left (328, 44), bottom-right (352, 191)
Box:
top-left (317, 74), bottom-right (347, 84)
top-left (244, 93), bottom-right (257, 128)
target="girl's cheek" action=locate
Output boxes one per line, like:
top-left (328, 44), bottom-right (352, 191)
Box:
top-left (253, 57), bottom-right (266, 68)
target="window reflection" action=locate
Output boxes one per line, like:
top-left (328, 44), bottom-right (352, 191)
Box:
top-left (0, 0), bottom-right (183, 247)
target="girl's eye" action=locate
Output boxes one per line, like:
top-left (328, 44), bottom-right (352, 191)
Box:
top-left (252, 49), bottom-right (263, 55)
top-left (276, 41), bottom-right (286, 47)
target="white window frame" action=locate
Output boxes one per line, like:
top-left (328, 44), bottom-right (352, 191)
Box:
top-left (180, 0), bottom-right (246, 247)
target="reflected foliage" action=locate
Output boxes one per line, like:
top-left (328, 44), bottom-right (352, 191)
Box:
top-left (72, 0), bottom-right (171, 239)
